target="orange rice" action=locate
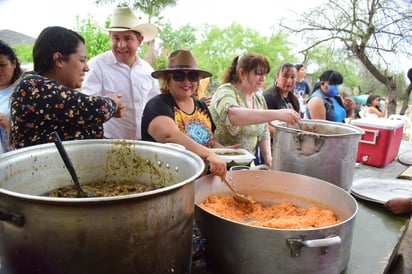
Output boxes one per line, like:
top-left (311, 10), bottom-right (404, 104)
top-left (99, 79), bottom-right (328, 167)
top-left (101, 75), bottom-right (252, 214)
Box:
top-left (200, 195), bottom-right (340, 229)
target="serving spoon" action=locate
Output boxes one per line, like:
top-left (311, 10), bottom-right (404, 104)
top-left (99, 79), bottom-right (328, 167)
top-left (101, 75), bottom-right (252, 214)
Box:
top-left (221, 176), bottom-right (251, 204)
top-left (51, 132), bottom-right (94, 198)
top-left (287, 103), bottom-right (304, 130)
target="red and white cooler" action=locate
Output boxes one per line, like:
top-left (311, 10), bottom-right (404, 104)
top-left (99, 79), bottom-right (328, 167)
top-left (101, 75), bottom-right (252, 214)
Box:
top-left (351, 118), bottom-right (404, 167)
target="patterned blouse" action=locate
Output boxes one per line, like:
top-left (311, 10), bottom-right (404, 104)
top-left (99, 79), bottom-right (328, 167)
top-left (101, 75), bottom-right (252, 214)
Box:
top-left (209, 83), bottom-right (270, 155)
top-left (11, 74), bottom-right (118, 149)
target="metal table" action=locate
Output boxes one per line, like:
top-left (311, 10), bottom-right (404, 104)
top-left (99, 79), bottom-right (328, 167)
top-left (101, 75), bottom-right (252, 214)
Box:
top-left (344, 140), bottom-right (412, 274)
top-left (193, 141), bottom-right (412, 274)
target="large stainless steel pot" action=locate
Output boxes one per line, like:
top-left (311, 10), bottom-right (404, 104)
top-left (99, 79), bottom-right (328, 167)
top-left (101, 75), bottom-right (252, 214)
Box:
top-left (194, 170), bottom-right (358, 274)
top-left (271, 119), bottom-right (364, 191)
top-left (0, 140), bottom-right (204, 274)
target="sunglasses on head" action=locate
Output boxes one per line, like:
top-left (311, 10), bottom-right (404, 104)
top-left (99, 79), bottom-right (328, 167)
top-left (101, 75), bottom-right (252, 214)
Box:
top-left (171, 71), bottom-right (199, 82)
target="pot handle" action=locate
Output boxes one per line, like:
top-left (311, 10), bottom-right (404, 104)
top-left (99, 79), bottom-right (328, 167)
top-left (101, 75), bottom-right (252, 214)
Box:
top-left (359, 128), bottom-right (379, 145)
top-left (0, 207), bottom-right (25, 227)
top-left (294, 132), bottom-right (324, 155)
top-left (286, 235), bottom-right (341, 257)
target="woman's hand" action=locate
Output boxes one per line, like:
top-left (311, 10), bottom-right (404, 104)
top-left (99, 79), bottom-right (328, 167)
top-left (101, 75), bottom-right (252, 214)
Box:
top-left (0, 113), bottom-right (10, 130)
top-left (107, 94), bottom-right (126, 118)
top-left (343, 98), bottom-right (355, 118)
top-left (275, 109), bottom-right (301, 125)
top-left (205, 153), bottom-right (227, 177)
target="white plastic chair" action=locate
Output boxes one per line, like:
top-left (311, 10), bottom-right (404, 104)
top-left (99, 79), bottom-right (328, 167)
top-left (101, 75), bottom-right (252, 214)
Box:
top-left (388, 114), bottom-right (412, 142)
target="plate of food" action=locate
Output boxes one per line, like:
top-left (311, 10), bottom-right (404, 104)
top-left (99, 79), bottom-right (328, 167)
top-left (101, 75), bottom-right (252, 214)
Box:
top-left (351, 177), bottom-right (412, 204)
top-left (211, 148), bottom-right (256, 167)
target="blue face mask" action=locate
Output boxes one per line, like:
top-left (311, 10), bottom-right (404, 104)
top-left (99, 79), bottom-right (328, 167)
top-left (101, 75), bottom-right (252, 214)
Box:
top-left (326, 85), bottom-right (340, 97)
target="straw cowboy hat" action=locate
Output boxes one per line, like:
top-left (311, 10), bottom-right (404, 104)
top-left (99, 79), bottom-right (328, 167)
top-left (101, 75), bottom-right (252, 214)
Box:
top-left (103, 6), bottom-right (158, 42)
top-left (151, 50), bottom-right (212, 79)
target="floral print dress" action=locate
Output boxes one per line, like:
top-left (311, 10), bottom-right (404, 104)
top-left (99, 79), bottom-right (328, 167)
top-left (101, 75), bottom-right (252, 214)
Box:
top-left (10, 74), bottom-right (118, 149)
top-left (209, 83), bottom-right (270, 155)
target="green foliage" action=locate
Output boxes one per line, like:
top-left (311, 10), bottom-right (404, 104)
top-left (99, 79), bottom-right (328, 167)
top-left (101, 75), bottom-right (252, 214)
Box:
top-left (131, 0), bottom-right (177, 22)
top-left (139, 43), bottom-right (152, 60)
top-left (156, 23), bottom-right (297, 89)
top-left (304, 45), bottom-right (372, 95)
top-left (75, 15), bottom-right (110, 59)
top-left (74, 5), bottom-right (409, 101)
top-left (159, 22), bottom-right (197, 52)
top-left (13, 43), bottom-right (33, 64)
top-left (95, 0), bottom-right (177, 23)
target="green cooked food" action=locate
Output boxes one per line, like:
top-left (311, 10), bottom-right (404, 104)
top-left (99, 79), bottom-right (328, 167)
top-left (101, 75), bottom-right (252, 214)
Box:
top-left (47, 182), bottom-right (165, 197)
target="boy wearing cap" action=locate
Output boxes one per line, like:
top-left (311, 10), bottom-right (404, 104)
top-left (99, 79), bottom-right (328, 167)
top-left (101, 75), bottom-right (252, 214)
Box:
top-left (82, 5), bottom-right (160, 140)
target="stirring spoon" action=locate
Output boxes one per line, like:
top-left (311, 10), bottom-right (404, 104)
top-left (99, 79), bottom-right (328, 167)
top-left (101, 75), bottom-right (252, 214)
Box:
top-left (51, 132), bottom-right (94, 198)
top-left (220, 176), bottom-right (251, 204)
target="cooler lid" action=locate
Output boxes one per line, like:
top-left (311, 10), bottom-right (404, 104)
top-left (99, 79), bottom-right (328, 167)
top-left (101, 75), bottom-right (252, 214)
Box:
top-left (351, 118), bottom-right (404, 130)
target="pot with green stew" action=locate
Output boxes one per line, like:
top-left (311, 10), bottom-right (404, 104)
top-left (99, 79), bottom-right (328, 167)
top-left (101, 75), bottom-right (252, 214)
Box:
top-left (0, 140), bottom-right (204, 274)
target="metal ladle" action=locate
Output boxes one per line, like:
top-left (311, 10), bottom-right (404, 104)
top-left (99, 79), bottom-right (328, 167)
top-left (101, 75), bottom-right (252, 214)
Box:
top-left (51, 132), bottom-right (94, 198)
top-left (221, 176), bottom-right (251, 204)
top-left (287, 103), bottom-right (304, 130)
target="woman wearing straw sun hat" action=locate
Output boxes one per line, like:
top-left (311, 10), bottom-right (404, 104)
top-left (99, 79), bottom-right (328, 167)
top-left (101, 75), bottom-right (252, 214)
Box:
top-left (82, 5), bottom-right (160, 140)
top-left (142, 50), bottom-right (238, 177)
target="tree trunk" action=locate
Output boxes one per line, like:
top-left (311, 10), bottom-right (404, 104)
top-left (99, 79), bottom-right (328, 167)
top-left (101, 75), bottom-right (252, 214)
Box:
top-left (351, 44), bottom-right (398, 115)
top-left (400, 84), bottom-right (412, 115)
top-left (387, 81), bottom-right (397, 115)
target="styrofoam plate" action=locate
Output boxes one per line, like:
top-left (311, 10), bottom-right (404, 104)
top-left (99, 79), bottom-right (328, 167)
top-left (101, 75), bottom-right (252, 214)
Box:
top-left (351, 177), bottom-right (412, 204)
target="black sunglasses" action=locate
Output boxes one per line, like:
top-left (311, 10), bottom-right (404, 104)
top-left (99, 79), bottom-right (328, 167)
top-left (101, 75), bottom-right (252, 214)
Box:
top-left (171, 71), bottom-right (199, 82)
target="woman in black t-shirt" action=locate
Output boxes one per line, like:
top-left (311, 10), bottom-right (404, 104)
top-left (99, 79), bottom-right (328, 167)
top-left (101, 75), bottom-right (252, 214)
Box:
top-left (141, 50), bottom-right (233, 177)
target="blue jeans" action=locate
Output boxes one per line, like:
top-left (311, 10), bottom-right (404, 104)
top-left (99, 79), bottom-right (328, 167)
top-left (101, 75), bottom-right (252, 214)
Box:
top-left (254, 145), bottom-right (264, 165)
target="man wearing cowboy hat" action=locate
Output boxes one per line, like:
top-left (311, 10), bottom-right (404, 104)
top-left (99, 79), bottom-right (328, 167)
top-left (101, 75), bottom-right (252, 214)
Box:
top-left (82, 5), bottom-right (160, 140)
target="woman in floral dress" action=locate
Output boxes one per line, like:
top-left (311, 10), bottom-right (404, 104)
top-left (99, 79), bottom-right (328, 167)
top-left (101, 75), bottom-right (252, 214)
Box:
top-left (10, 26), bottom-right (125, 149)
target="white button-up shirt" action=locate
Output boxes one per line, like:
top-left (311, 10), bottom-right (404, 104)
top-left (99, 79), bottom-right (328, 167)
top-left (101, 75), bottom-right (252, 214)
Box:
top-left (82, 51), bottom-right (160, 139)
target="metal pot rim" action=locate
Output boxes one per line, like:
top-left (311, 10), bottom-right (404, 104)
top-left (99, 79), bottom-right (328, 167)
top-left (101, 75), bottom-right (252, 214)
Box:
top-left (271, 119), bottom-right (365, 137)
top-left (195, 170), bottom-right (358, 231)
top-left (0, 139), bottom-right (205, 204)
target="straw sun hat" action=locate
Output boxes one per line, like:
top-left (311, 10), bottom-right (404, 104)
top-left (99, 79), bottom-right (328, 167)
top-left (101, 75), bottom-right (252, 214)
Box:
top-left (151, 50), bottom-right (212, 79)
top-left (103, 6), bottom-right (158, 42)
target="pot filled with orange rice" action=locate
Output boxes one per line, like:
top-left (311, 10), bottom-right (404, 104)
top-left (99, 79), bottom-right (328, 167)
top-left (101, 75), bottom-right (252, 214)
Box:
top-left (194, 170), bottom-right (358, 274)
